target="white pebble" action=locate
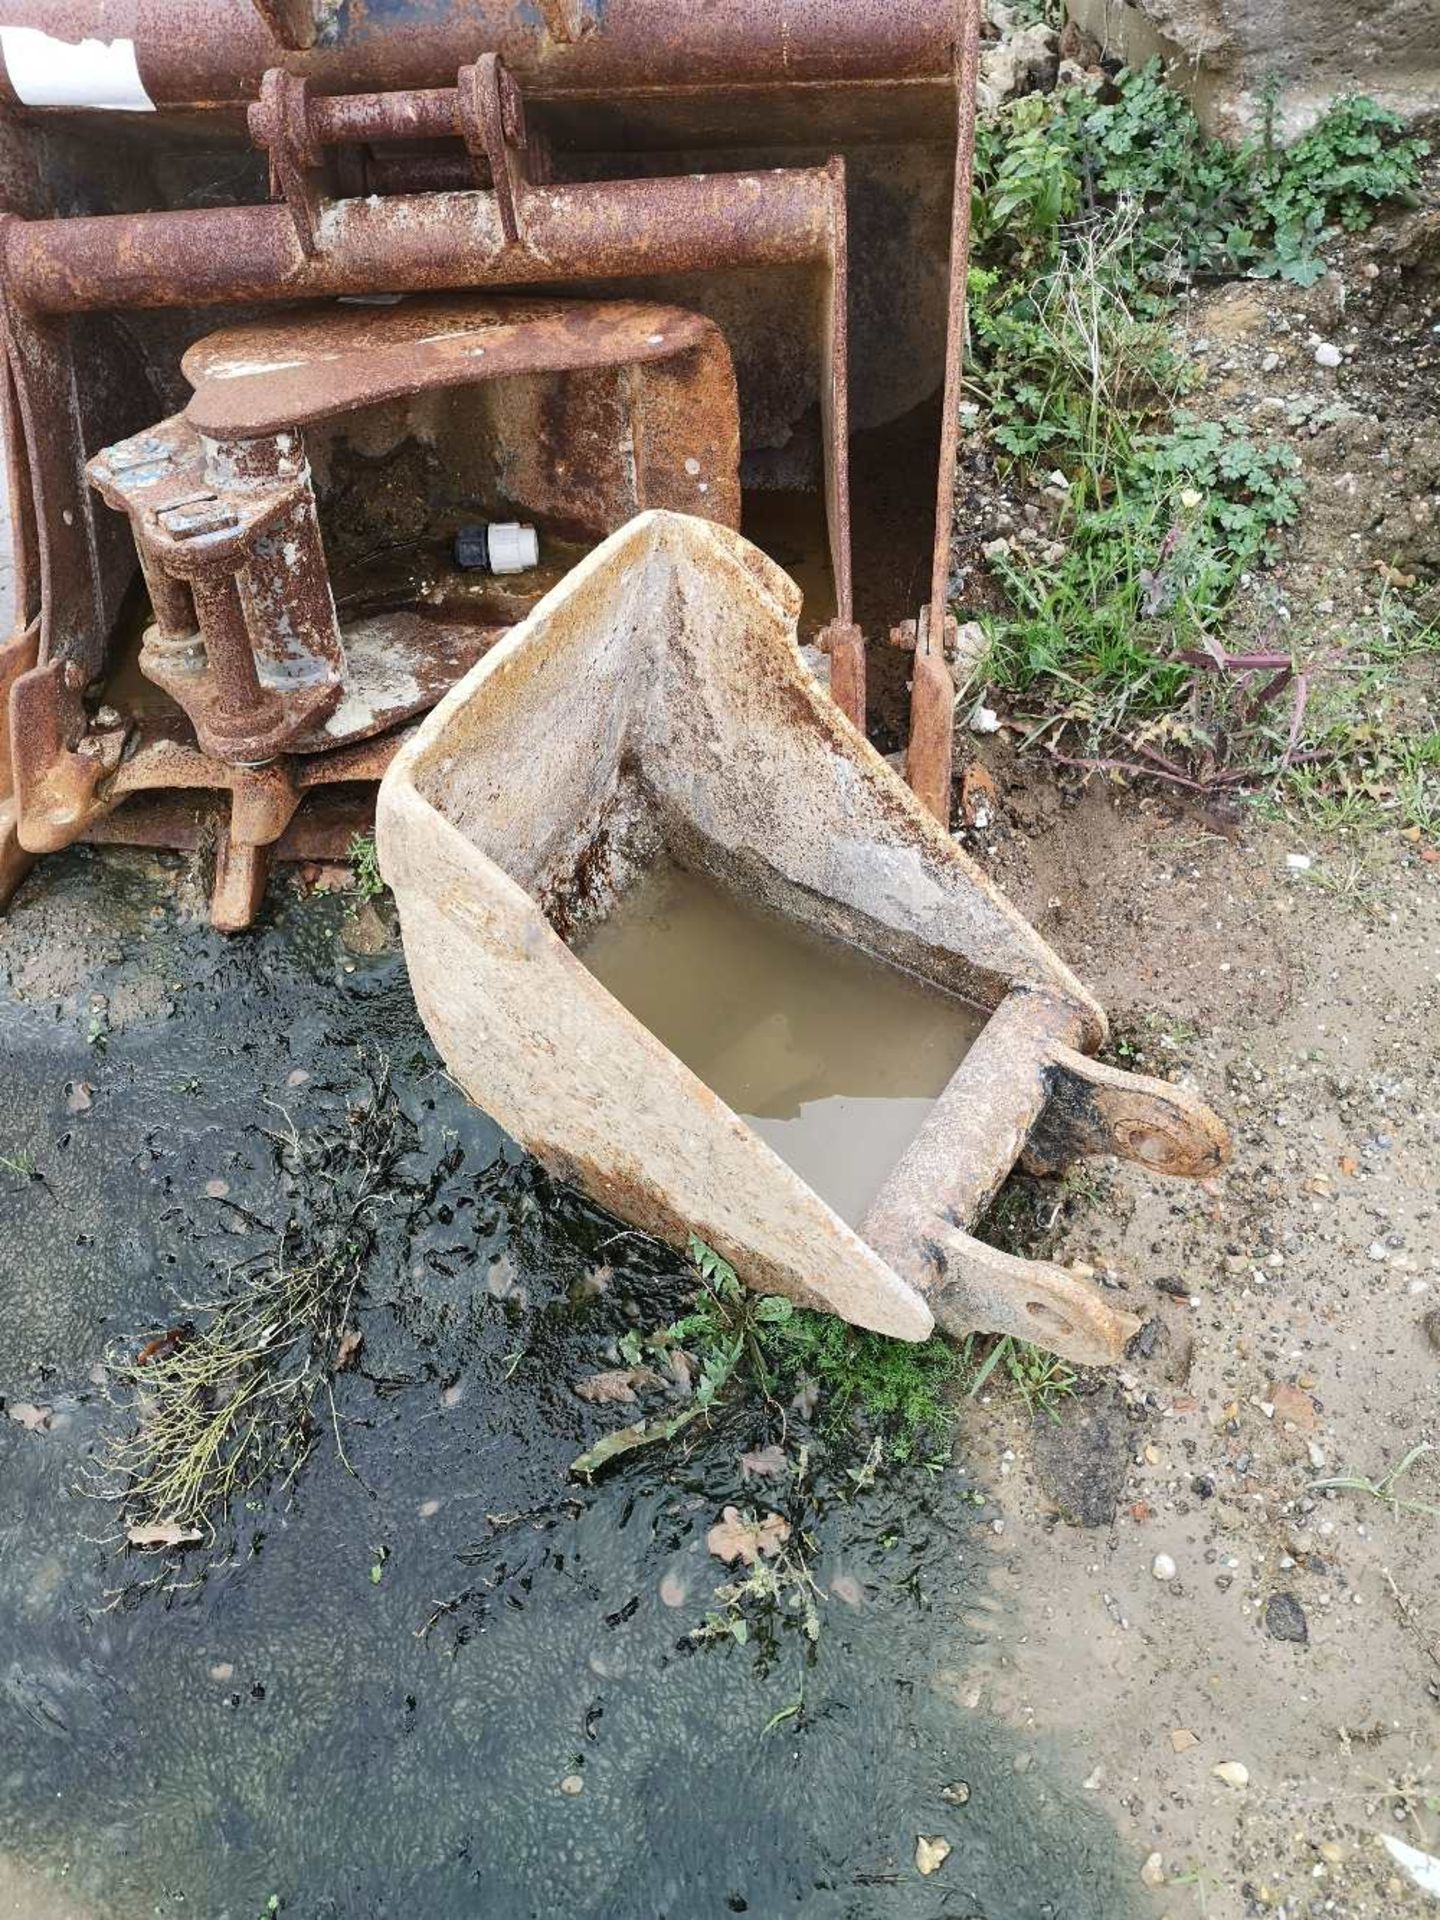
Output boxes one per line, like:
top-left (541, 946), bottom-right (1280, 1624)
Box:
top-left (1314, 342), bottom-right (1343, 368)
top-left (1151, 1553), bottom-right (1177, 1582)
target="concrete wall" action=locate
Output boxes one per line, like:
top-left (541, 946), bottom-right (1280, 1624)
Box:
top-left (1068, 0), bottom-right (1440, 139)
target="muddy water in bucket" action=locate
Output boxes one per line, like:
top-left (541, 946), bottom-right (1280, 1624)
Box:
top-left (577, 863), bottom-right (986, 1225)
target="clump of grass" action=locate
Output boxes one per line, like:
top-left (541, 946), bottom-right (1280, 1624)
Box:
top-left (94, 1072), bottom-right (410, 1571)
top-left (957, 1332), bottom-right (1077, 1418)
top-left (1310, 1440), bottom-right (1439, 1520)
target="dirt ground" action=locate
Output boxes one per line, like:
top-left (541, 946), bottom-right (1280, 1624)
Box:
top-left (938, 223), bottom-right (1440, 1917)
top-left (948, 773), bottom-right (1440, 1919)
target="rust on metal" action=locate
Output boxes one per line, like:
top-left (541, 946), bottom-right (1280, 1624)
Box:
top-left (12, 293), bottom-right (743, 922)
top-left (250, 0), bottom-right (316, 52)
top-left (2, 4), bottom-right (973, 930)
top-left (0, 2), bottom-right (967, 110)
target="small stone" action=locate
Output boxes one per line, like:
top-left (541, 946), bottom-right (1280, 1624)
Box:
top-left (1260, 350), bottom-right (1281, 372)
top-left (916, 1836), bottom-right (951, 1876)
top-left (1212, 1761), bottom-right (1250, 1789)
top-left (208, 1662), bottom-right (235, 1682)
top-left (941, 1781), bottom-right (971, 1806)
top-left (1170, 1728), bottom-right (1200, 1753)
top-left (1265, 1591), bottom-right (1309, 1644)
top-left (1151, 1552), bottom-right (1177, 1582)
top-left (1318, 1841), bottom-right (1345, 1866)
top-left (1285, 852), bottom-right (1312, 871)
top-left (560, 1774), bottom-right (584, 1795)
top-left (1141, 1852), bottom-right (1166, 1889)
top-left (1314, 342), bottom-right (1343, 368)
top-left (418, 1499), bottom-right (441, 1519)
top-left (659, 1570), bottom-right (688, 1609)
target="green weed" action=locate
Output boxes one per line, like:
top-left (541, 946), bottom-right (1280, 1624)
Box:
top-left (771, 1311), bottom-right (962, 1461)
top-left (1309, 1440), bottom-right (1439, 1520)
top-left (348, 832), bottom-right (385, 900)
top-left (1043, 66), bottom-right (1427, 287)
top-left (957, 1333), bottom-right (1077, 1418)
top-left (572, 1237), bottom-right (962, 1475)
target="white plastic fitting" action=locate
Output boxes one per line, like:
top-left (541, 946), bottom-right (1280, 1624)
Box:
top-left (486, 521), bottom-right (540, 574)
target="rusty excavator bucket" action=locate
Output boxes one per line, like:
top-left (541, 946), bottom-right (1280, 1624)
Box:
top-left (378, 513), bottom-right (1229, 1365)
top-left (0, 0), bottom-right (982, 926)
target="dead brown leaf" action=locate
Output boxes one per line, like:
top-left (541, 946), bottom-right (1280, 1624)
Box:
top-left (335, 1328), bottom-right (364, 1372)
top-left (739, 1444), bottom-right (788, 1480)
top-left (573, 1367), bottom-right (660, 1406)
top-left (65, 1081), bottom-right (93, 1114)
top-left (706, 1505), bottom-right (790, 1566)
top-left (6, 1402), bottom-right (51, 1432)
top-left (126, 1521), bottom-right (203, 1550)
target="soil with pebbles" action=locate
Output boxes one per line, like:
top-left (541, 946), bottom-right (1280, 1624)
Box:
top-left (939, 192), bottom-right (1440, 1919)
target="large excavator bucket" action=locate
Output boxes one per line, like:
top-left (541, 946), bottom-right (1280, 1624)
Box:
top-left (379, 512), bottom-right (1228, 1365)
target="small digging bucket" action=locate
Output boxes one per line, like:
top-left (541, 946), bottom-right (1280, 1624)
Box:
top-left (378, 512), bottom-right (1227, 1365)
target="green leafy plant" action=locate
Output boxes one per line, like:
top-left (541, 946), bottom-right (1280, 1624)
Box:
top-left (1045, 65), bottom-right (1428, 287)
top-left (572, 1238), bottom-right (963, 1476)
top-left (963, 63), bottom-right (1428, 800)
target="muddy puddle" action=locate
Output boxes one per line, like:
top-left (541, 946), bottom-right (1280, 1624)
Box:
top-left (577, 863), bottom-right (984, 1227)
top-left (0, 851), bottom-right (1138, 1919)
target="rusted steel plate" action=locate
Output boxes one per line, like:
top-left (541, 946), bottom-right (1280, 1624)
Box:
top-left (180, 297), bottom-right (730, 439)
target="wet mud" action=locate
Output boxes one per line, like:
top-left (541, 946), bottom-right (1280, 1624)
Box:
top-left (0, 851), bottom-right (1139, 1919)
